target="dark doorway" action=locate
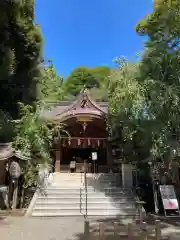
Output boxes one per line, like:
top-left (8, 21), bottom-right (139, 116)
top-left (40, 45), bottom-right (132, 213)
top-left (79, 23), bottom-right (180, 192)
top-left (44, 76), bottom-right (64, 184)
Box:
top-left (61, 147), bottom-right (106, 173)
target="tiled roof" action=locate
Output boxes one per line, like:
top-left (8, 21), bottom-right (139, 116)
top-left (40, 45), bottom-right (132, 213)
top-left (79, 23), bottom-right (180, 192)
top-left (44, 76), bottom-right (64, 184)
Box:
top-left (0, 143), bottom-right (30, 161)
top-left (42, 89), bottom-right (108, 121)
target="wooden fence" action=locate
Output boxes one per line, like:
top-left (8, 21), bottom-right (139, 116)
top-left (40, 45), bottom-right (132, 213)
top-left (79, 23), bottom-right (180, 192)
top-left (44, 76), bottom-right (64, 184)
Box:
top-left (84, 219), bottom-right (162, 240)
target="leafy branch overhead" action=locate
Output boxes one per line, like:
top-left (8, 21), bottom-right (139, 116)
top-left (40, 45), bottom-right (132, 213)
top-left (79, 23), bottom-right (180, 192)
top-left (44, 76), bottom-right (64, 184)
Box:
top-left (109, 0), bottom-right (180, 173)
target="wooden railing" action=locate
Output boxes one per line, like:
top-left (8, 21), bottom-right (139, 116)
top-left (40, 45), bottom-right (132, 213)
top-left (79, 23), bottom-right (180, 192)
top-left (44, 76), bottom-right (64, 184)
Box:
top-left (84, 219), bottom-right (162, 240)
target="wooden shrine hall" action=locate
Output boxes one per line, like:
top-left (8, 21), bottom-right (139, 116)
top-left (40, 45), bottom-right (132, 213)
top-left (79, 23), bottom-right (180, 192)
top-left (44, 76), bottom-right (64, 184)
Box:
top-left (43, 89), bottom-right (112, 173)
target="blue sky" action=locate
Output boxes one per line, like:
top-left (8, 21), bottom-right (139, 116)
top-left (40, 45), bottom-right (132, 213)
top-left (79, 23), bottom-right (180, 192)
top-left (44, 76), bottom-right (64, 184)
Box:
top-left (35, 0), bottom-right (153, 78)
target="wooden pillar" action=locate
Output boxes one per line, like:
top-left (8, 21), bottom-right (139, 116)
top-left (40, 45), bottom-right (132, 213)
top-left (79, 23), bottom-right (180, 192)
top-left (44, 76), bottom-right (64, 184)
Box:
top-left (55, 150), bottom-right (61, 172)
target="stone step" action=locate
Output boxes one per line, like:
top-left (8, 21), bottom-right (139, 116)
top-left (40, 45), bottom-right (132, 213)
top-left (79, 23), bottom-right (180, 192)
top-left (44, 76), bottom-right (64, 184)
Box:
top-left (47, 186), bottom-right (131, 191)
top-left (43, 187), bottom-right (132, 193)
top-left (45, 188), bottom-right (132, 195)
top-left (36, 196), bottom-right (135, 204)
top-left (33, 206), bottom-right (137, 213)
top-left (38, 192), bottom-right (133, 199)
top-left (32, 211), bottom-right (137, 217)
top-left (29, 173), bottom-right (138, 218)
top-left (35, 201), bottom-right (136, 208)
top-left (32, 208), bottom-right (137, 216)
top-left (32, 211), bottom-right (82, 217)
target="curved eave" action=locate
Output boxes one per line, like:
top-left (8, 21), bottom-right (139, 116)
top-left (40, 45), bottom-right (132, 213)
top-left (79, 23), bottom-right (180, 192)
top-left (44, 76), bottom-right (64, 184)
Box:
top-left (0, 151), bottom-right (30, 161)
top-left (53, 111), bottom-right (107, 123)
top-left (56, 91), bottom-right (107, 116)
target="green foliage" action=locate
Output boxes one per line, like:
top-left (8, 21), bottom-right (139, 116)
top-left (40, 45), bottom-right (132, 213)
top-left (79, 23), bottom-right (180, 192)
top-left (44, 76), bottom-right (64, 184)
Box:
top-left (136, 0), bottom-right (180, 40)
top-left (62, 67), bottom-right (99, 96)
top-left (90, 66), bottom-right (110, 87)
top-left (108, 59), bottom-right (150, 162)
top-left (0, 0), bottom-right (43, 119)
top-left (22, 162), bottom-right (39, 188)
top-left (13, 102), bottom-right (69, 188)
top-left (109, 1), bottom-right (180, 172)
top-left (13, 103), bottom-right (52, 161)
top-left (62, 66), bottom-right (110, 98)
top-left (38, 61), bottom-right (64, 103)
top-left (0, 1), bottom-right (68, 189)
top-left (136, 0), bottom-right (180, 162)
top-left (89, 88), bottom-right (108, 102)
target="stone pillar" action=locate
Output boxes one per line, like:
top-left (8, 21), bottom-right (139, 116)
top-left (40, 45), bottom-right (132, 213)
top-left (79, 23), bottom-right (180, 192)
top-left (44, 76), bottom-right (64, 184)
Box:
top-left (122, 164), bottom-right (134, 188)
top-left (55, 150), bottom-right (61, 172)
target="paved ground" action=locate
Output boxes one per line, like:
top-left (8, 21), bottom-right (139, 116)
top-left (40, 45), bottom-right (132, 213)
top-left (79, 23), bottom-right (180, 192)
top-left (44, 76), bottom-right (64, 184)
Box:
top-left (1, 216), bottom-right (180, 240)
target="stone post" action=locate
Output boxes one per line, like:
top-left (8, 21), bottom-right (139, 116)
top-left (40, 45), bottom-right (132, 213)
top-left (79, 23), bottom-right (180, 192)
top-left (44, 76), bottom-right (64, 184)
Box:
top-left (122, 163), bottom-right (133, 188)
top-left (136, 200), bottom-right (146, 224)
top-left (55, 150), bottom-right (61, 172)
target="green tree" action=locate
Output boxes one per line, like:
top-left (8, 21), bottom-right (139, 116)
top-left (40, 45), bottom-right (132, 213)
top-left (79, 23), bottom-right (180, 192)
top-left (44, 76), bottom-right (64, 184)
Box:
top-left (0, 0), bottom-right (42, 119)
top-left (89, 88), bottom-right (108, 102)
top-left (62, 67), bottom-right (100, 96)
top-left (38, 61), bottom-right (64, 103)
top-left (133, 0), bottom-right (180, 174)
top-left (62, 66), bottom-right (110, 98)
top-left (13, 102), bottom-right (69, 187)
top-left (90, 66), bottom-right (110, 87)
top-left (108, 59), bottom-right (150, 163)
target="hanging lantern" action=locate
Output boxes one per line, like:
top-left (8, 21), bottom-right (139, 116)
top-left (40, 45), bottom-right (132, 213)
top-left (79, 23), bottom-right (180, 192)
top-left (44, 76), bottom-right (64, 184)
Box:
top-left (82, 122), bottom-right (87, 132)
top-left (76, 115), bottom-right (93, 132)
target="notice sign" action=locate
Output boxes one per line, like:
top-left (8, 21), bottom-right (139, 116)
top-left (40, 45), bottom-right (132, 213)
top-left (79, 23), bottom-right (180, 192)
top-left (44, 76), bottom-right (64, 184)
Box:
top-left (162, 199), bottom-right (179, 210)
top-left (159, 185), bottom-right (179, 210)
top-left (70, 161), bottom-right (76, 169)
top-left (92, 152), bottom-right (97, 161)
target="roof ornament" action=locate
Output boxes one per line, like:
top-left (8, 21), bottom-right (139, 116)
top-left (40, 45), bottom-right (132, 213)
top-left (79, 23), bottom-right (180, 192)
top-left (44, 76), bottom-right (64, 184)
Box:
top-left (80, 87), bottom-right (88, 108)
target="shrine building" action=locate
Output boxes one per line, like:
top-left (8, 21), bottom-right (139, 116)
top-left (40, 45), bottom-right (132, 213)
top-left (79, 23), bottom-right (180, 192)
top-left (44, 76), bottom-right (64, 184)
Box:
top-left (43, 89), bottom-right (112, 173)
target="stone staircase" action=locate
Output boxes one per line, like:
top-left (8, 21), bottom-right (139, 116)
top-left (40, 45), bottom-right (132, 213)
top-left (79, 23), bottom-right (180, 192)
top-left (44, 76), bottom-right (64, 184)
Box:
top-left (28, 173), bottom-right (139, 217)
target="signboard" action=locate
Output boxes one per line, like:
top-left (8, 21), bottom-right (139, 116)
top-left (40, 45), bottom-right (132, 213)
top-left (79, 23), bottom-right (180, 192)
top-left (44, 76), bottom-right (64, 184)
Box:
top-left (162, 199), bottom-right (179, 210)
top-left (70, 161), bottom-right (76, 169)
top-left (92, 152), bottom-right (97, 161)
top-left (159, 185), bottom-right (180, 216)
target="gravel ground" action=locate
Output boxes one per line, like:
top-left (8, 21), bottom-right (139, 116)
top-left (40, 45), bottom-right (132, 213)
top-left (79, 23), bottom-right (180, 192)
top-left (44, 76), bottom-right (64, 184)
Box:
top-left (1, 216), bottom-right (180, 240)
top-left (0, 217), bottom-right (85, 240)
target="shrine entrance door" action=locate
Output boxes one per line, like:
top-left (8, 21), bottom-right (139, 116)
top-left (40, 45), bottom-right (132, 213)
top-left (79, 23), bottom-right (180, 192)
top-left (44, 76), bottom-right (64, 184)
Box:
top-left (61, 144), bottom-right (107, 173)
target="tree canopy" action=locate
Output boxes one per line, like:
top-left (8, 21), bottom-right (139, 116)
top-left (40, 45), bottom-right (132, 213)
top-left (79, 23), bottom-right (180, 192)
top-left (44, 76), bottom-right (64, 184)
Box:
top-left (38, 61), bottom-right (64, 103)
top-left (109, 0), bottom-right (180, 174)
top-left (0, 0), bottom-right (42, 119)
top-left (62, 66), bottom-right (110, 99)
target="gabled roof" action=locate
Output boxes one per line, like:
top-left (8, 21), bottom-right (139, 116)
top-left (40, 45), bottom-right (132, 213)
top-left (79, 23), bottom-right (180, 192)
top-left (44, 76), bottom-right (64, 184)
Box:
top-left (42, 89), bottom-right (108, 122)
top-left (0, 143), bottom-right (30, 161)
